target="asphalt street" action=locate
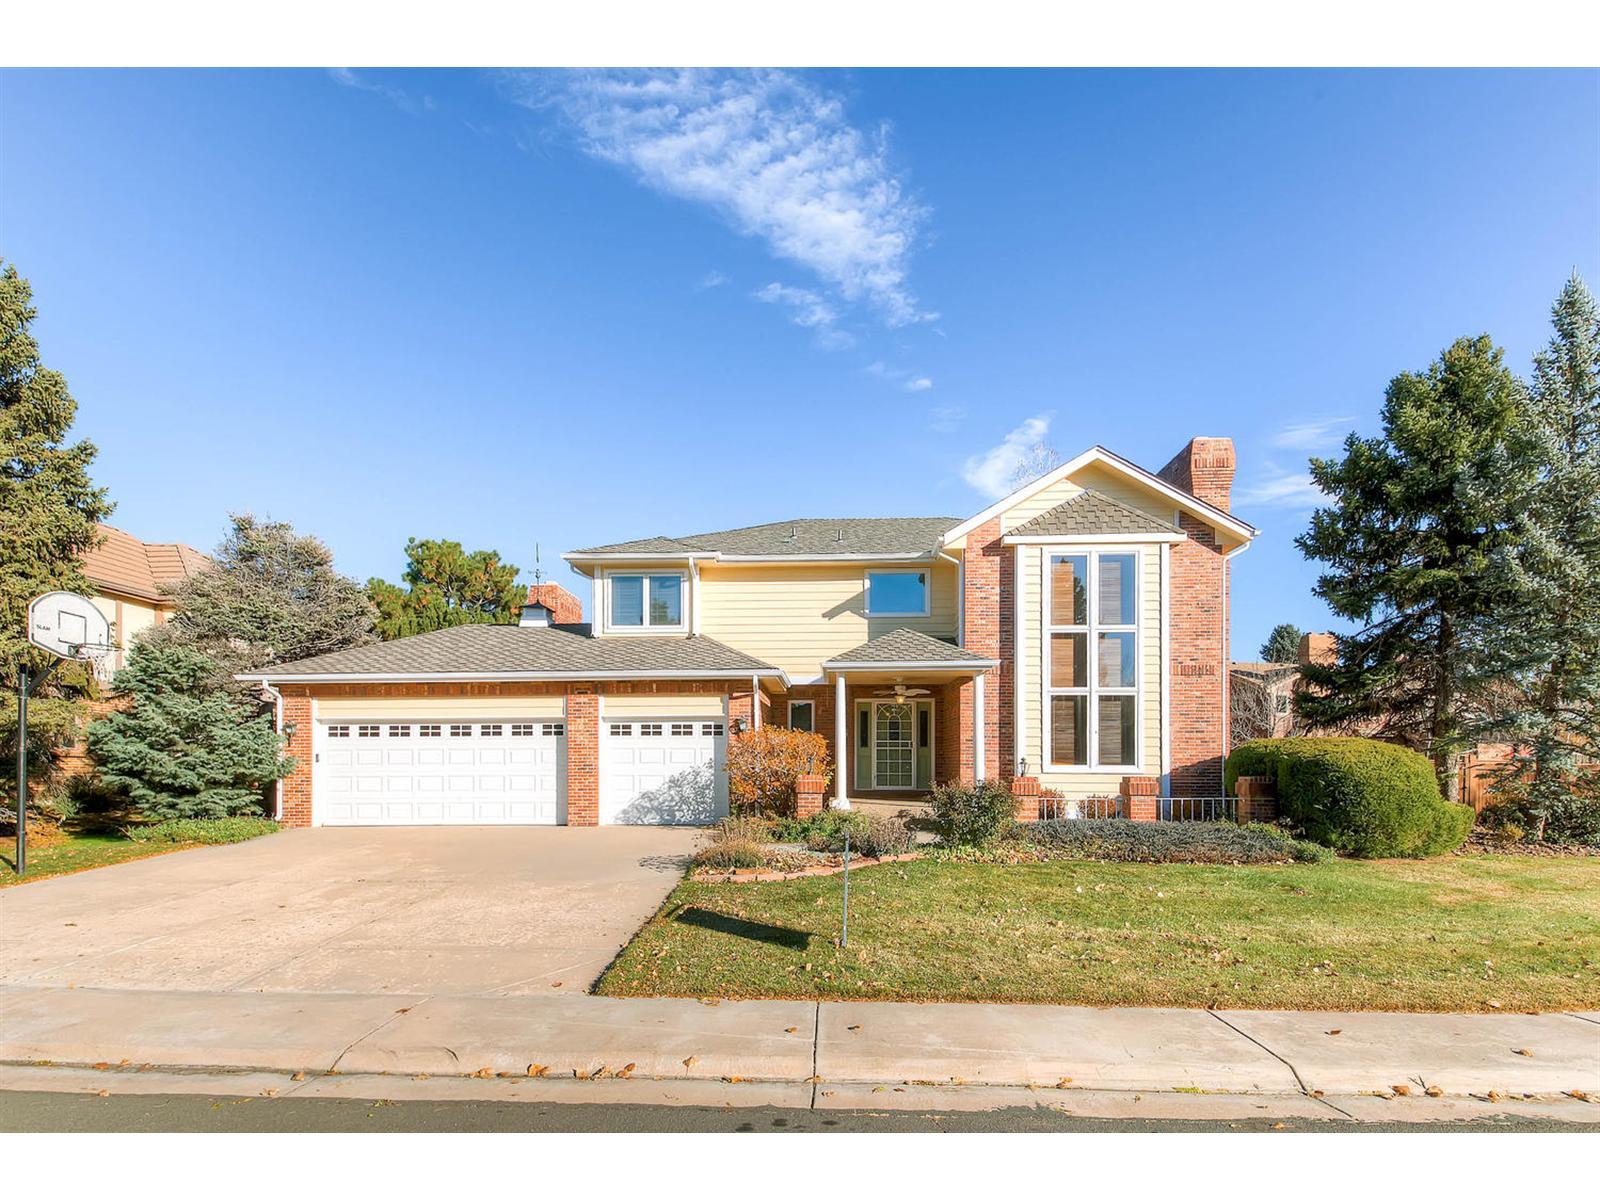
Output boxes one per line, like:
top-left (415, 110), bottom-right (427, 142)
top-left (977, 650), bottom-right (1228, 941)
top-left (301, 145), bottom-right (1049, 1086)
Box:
top-left (1, 1090), bottom-right (1592, 1133)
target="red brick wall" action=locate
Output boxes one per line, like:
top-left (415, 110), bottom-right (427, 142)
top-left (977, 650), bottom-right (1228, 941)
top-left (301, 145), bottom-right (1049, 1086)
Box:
top-left (958, 518), bottom-right (1005, 784)
top-left (279, 688), bottom-right (314, 827)
top-left (1157, 437), bottom-right (1237, 513)
top-left (565, 686), bottom-right (598, 826)
top-left (525, 583), bottom-right (584, 625)
top-left (1167, 515), bottom-right (1231, 796)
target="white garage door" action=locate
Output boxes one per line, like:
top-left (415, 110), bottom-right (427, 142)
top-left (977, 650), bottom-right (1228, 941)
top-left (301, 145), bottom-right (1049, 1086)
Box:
top-left (602, 719), bottom-right (727, 825)
top-left (317, 719), bottom-right (565, 825)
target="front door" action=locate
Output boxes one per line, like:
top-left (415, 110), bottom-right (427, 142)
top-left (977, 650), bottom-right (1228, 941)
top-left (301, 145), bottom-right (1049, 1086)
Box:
top-left (854, 699), bottom-right (935, 792)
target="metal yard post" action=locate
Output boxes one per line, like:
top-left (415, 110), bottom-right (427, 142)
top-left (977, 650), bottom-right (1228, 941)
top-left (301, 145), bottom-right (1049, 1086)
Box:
top-left (841, 828), bottom-right (850, 947)
top-left (15, 671), bottom-right (26, 875)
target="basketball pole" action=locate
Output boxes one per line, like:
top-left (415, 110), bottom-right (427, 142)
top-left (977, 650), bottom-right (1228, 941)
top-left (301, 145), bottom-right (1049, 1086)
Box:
top-left (14, 657), bottom-right (63, 876)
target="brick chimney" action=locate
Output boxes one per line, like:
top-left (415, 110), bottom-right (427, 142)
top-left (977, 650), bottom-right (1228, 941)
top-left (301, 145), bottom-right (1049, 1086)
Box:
top-left (1298, 632), bottom-right (1336, 667)
top-left (1157, 437), bottom-right (1236, 512)
top-left (523, 583), bottom-right (583, 626)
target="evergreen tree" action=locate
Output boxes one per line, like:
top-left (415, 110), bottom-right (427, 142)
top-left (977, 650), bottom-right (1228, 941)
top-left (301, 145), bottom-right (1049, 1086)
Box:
top-left (1296, 335), bottom-right (1531, 799)
top-left (367, 538), bottom-right (522, 641)
top-left (1483, 273), bottom-right (1600, 830)
top-left (1259, 623), bottom-right (1304, 664)
top-left (87, 642), bottom-right (291, 819)
top-left (155, 513), bottom-right (377, 683)
top-left (0, 262), bottom-right (113, 687)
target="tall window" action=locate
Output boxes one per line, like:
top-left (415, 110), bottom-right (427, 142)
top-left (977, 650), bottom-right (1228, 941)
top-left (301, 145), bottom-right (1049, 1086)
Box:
top-left (609, 572), bottom-right (684, 628)
top-left (1044, 550), bottom-right (1139, 768)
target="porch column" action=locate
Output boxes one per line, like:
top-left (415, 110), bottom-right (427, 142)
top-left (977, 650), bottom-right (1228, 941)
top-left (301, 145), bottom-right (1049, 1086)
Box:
top-left (974, 671), bottom-right (986, 781)
top-left (834, 672), bottom-right (848, 808)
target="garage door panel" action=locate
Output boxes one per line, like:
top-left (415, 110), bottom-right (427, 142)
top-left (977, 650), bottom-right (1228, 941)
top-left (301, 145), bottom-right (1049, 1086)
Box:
top-left (602, 719), bottom-right (727, 826)
top-left (317, 719), bottom-right (565, 825)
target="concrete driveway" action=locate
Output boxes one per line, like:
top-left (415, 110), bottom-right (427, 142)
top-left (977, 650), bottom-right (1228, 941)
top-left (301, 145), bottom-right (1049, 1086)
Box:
top-left (0, 827), bottom-right (699, 996)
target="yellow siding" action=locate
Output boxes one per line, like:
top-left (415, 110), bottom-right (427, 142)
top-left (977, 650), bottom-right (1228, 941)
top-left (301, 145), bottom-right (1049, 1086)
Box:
top-left (91, 591), bottom-right (164, 669)
top-left (697, 560), bottom-right (959, 682)
top-left (602, 694), bottom-right (727, 717)
top-left (1000, 477), bottom-right (1084, 532)
top-left (1017, 543), bottom-right (1164, 798)
top-left (1069, 462), bottom-right (1183, 526)
top-left (317, 696), bottom-right (565, 719)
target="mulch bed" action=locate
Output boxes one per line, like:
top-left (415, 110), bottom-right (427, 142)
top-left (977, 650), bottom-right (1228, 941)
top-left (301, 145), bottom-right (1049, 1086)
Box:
top-left (1454, 830), bottom-right (1600, 858)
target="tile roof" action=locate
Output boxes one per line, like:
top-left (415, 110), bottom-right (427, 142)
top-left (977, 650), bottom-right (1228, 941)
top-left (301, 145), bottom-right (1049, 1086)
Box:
top-left (246, 623), bottom-right (781, 679)
top-left (573, 517), bottom-right (961, 558)
top-left (824, 627), bottom-right (998, 667)
top-left (81, 523), bottom-right (212, 603)
top-left (1007, 488), bottom-right (1180, 538)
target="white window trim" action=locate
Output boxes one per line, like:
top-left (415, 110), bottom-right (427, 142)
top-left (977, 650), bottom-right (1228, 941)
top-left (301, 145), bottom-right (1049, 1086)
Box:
top-left (1041, 546), bottom-right (1143, 773)
top-left (600, 567), bottom-right (689, 635)
top-left (788, 699), bottom-right (816, 732)
top-left (864, 568), bottom-right (931, 618)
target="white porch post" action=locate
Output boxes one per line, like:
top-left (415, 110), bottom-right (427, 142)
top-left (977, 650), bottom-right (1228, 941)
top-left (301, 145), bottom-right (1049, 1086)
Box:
top-left (834, 672), bottom-right (848, 809)
top-left (974, 671), bottom-right (986, 781)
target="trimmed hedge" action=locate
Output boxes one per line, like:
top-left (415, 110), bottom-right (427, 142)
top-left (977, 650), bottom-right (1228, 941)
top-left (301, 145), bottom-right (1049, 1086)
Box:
top-left (1020, 818), bottom-right (1329, 864)
top-left (125, 816), bottom-right (281, 845)
top-left (930, 780), bottom-right (1015, 846)
top-left (1226, 737), bottom-right (1473, 858)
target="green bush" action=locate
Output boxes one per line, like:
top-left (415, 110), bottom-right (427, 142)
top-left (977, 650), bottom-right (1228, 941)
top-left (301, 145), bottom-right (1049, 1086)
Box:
top-left (1226, 737), bottom-right (1473, 858)
top-left (930, 780), bottom-right (1015, 846)
top-left (770, 809), bottom-right (866, 846)
top-left (1478, 776), bottom-right (1600, 847)
top-left (125, 816), bottom-right (281, 845)
top-left (1021, 819), bottom-right (1328, 864)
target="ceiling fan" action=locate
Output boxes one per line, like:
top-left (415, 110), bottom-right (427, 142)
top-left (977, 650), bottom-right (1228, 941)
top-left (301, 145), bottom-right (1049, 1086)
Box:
top-left (872, 682), bottom-right (931, 701)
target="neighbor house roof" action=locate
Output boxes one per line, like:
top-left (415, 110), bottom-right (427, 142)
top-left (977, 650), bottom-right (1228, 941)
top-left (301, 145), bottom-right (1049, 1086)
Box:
top-left (1007, 488), bottom-right (1183, 539)
top-left (823, 627), bottom-right (999, 669)
top-left (240, 623), bottom-right (783, 681)
top-left (81, 523), bottom-right (211, 603)
top-left (570, 517), bottom-right (961, 560)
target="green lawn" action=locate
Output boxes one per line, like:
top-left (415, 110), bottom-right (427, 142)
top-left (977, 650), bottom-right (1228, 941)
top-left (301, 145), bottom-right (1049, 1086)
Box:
top-left (0, 832), bottom-right (201, 886)
top-left (596, 855), bottom-right (1600, 1011)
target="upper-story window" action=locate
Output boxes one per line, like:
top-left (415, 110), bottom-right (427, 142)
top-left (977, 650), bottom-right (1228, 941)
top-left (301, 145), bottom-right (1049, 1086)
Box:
top-left (1044, 550), bottom-right (1139, 769)
top-left (609, 572), bottom-right (684, 629)
top-left (865, 569), bottom-right (929, 617)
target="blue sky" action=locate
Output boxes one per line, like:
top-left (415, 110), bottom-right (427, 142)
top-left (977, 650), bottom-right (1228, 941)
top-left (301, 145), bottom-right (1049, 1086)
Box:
top-left (3, 68), bottom-right (1596, 653)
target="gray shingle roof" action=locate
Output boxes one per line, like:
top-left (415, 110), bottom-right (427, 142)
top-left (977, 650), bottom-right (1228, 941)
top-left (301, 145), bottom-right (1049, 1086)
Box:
top-left (824, 628), bottom-right (998, 667)
top-left (245, 623), bottom-right (780, 679)
top-left (1008, 488), bottom-right (1179, 538)
top-left (573, 517), bottom-right (960, 558)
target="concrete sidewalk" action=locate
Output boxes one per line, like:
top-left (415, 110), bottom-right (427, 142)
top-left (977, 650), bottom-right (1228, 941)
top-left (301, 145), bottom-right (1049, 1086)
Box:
top-left (2, 983), bottom-right (1596, 1121)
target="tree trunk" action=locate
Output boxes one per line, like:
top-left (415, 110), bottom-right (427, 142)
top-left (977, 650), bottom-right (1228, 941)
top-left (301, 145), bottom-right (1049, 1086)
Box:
top-left (1432, 617), bottom-right (1460, 803)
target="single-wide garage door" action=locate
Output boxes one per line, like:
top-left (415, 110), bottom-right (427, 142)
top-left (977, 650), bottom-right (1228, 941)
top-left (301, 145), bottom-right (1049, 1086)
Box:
top-left (317, 719), bottom-right (565, 825)
top-left (602, 718), bottom-right (727, 825)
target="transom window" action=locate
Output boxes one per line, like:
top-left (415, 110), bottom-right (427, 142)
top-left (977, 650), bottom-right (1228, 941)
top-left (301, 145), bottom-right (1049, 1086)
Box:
top-left (608, 572), bottom-right (684, 629)
top-left (449, 724), bottom-right (472, 738)
top-left (701, 722), bottom-right (724, 737)
top-left (480, 724), bottom-right (503, 737)
top-left (865, 569), bottom-right (929, 617)
top-left (542, 723), bottom-right (566, 737)
top-left (670, 722), bottom-right (694, 736)
top-left (357, 724), bottom-right (380, 738)
top-left (639, 723), bottom-right (664, 737)
top-left (327, 725), bottom-right (350, 738)
top-left (511, 723), bottom-right (535, 736)
top-left (609, 723), bottom-right (633, 736)
top-left (1044, 550), bottom-right (1139, 769)
top-left (418, 724), bottom-right (441, 738)
top-left (387, 725), bottom-right (410, 738)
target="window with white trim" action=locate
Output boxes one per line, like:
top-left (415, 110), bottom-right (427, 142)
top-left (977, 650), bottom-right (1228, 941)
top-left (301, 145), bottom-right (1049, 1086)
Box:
top-left (788, 700), bottom-right (815, 733)
top-left (1044, 550), bottom-right (1139, 769)
top-left (865, 569), bottom-right (929, 617)
top-left (608, 572), bottom-right (684, 629)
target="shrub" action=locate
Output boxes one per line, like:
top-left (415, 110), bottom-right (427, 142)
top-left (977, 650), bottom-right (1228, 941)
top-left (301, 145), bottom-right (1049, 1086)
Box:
top-left (1021, 819), bottom-right (1328, 864)
top-left (0, 696), bottom-right (87, 824)
top-left (930, 780), bottom-right (1015, 846)
top-left (125, 816), bottom-right (281, 844)
top-left (1226, 737), bottom-right (1473, 858)
top-left (853, 814), bottom-right (916, 858)
top-left (691, 838), bottom-right (766, 870)
top-left (710, 813), bottom-right (775, 845)
top-left (1479, 773), bottom-right (1600, 847)
top-left (771, 808), bottom-right (866, 847)
top-left (725, 727), bottom-right (830, 816)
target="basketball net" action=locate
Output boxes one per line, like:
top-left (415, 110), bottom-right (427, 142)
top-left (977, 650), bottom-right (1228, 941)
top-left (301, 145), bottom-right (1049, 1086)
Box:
top-left (65, 642), bottom-right (116, 687)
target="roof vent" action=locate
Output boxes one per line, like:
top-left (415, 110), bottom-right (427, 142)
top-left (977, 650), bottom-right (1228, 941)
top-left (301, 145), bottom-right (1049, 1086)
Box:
top-left (519, 601), bottom-right (555, 628)
top-left (835, 528), bottom-right (843, 543)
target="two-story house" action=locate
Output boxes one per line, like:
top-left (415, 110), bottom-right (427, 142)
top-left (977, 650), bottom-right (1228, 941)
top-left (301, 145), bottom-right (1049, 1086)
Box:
top-left (247, 438), bottom-right (1255, 827)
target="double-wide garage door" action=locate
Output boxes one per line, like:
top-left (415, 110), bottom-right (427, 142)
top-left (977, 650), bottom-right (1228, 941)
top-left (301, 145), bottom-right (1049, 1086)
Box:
top-left (318, 719), bottom-right (566, 825)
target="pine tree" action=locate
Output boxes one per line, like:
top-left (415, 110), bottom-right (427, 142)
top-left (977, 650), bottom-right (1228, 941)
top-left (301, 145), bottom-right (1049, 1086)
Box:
top-left (155, 513), bottom-right (377, 684)
top-left (87, 642), bottom-right (291, 819)
top-left (1259, 623), bottom-right (1304, 664)
top-left (1483, 273), bottom-right (1600, 831)
top-left (1296, 335), bottom-right (1531, 799)
top-left (367, 538), bottom-right (523, 641)
top-left (0, 262), bottom-right (113, 687)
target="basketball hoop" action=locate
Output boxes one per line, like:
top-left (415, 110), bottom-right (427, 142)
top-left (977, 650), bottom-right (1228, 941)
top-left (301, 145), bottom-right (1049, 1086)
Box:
top-left (14, 593), bottom-right (115, 875)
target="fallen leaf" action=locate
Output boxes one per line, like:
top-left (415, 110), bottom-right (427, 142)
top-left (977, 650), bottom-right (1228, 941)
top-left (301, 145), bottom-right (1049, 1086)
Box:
top-left (784, 1027), bottom-right (799, 1034)
top-left (470, 1067), bottom-right (494, 1079)
top-left (1325, 1029), bottom-right (1341, 1036)
top-left (1486, 1001), bottom-right (1502, 1010)
top-left (527, 1064), bottom-right (549, 1077)
top-left (1310, 1089), bottom-right (1325, 1099)
top-left (1054, 1077), bottom-right (1072, 1089)
top-left (683, 1056), bottom-right (698, 1069)
top-left (261, 1088), bottom-right (279, 1098)
top-left (1270, 1121), bottom-right (1287, 1130)
top-left (1566, 1090), bottom-right (1589, 1102)
top-left (1513, 1048), bottom-right (1533, 1057)
top-left (96, 1089), bottom-right (109, 1098)
top-left (551, 981), bottom-right (563, 988)
top-left (847, 1024), bottom-right (862, 1032)
top-left (290, 1072), bottom-right (306, 1082)
top-left (1425, 1085), bottom-right (1443, 1097)
top-left (1391, 1084), bottom-right (1411, 1096)
top-left (92, 1063), bottom-right (109, 1071)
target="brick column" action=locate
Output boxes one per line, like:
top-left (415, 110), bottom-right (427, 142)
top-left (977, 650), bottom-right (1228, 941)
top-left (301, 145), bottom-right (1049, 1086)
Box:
top-left (278, 688), bottom-right (314, 827)
top-left (959, 518), bottom-right (1004, 784)
top-left (565, 686), bottom-right (599, 826)
top-left (1120, 774), bottom-right (1161, 822)
top-left (795, 774), bottom-right (827, 818)
top-left (1235, 775), bottom-right (1277, 825)
top-left (1011, 775), bottom-right (1041, 822)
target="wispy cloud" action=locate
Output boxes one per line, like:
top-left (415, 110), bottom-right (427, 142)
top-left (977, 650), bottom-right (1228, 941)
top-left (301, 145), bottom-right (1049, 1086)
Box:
top-left (698, 269), bottom-right (730, 290)
top-left (515, 69), bottom-right (932, 329)
top-left (865, 361), bottom-right (934, 392)
top-left (929, 404), bottom-right (965, 433)
top-left (329, 68), bottom-right (434, 115)
top-left (752, 282), bottom-right (853, 349)
top-left (1236, 467), bottom-right (1328, 510)
top-left (1271, 416), bottom-right (1353, 451)
top-left (962, 415), bottom-right (1053, 499)
top-left (903, 376), bottom-right (933, 392)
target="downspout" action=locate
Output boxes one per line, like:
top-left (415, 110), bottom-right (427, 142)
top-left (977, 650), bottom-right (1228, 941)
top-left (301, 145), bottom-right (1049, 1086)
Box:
top-left (259, 679), bottom-right (285, 822)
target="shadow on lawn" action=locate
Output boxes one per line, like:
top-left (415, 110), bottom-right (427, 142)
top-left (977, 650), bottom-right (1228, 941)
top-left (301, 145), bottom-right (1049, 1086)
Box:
top-left (674, 906), bottom-right (811, 950)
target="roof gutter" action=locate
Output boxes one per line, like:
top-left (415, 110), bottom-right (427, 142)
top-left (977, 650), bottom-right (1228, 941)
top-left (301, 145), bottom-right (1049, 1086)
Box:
top-left (237, 667), bottom-right (791, 686)
top-left (824, 658), bottom-right (999, 671)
